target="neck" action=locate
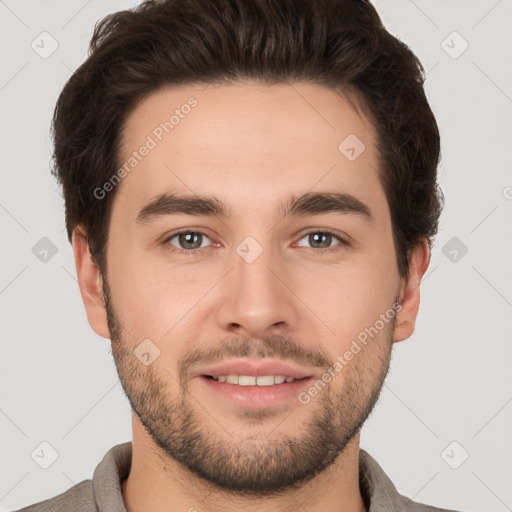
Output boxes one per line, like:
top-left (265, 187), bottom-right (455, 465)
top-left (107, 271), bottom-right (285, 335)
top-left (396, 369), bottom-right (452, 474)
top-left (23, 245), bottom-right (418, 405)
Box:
top-left (122, 415), bottom-right (367, 512)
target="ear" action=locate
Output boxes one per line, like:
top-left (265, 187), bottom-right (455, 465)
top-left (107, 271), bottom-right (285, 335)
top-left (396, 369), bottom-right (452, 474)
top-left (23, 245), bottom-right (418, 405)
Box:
top-left (72, 226), bottom-right (110, 339)
top-left (393, 239), bottom-right (431, 343)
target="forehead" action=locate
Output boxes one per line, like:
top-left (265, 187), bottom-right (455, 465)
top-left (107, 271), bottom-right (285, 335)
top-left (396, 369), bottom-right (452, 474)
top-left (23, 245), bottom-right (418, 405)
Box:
top-left (116, 81), bottom-right (385, 219)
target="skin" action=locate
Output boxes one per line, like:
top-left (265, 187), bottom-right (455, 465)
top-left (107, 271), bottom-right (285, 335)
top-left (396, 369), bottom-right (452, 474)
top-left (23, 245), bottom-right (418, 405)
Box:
top-left (72, 81), bottom-right (430, 512)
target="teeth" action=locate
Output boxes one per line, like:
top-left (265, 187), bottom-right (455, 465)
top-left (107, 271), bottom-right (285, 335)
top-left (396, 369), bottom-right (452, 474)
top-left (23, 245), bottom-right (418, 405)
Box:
top-left (212, 375), bottom-right (297, 386)
top-left (226, 375), bottom-right (239, 384)
top-left (239, 375), bottom-right (256, 386)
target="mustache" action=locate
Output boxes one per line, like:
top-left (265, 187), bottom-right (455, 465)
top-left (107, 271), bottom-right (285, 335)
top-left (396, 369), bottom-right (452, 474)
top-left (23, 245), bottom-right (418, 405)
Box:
top-left (178, 335), bottom-right (332, 382)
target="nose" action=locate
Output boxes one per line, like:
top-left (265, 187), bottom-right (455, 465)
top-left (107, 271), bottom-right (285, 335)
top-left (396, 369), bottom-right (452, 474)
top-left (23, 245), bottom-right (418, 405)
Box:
top-left (215, 241), bottom-right (300, 339)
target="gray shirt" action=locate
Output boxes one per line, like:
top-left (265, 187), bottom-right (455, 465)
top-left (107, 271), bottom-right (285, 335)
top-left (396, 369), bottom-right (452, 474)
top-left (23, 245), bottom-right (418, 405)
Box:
top-left (17, 442), bottom-right (461, 511)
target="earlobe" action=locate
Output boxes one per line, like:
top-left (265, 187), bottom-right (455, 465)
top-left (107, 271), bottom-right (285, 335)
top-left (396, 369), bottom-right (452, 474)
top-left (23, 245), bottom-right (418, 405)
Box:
top-left (393, 239), bottom-right (431, 343)
top-left (71, 227), bottom-right (111, 339)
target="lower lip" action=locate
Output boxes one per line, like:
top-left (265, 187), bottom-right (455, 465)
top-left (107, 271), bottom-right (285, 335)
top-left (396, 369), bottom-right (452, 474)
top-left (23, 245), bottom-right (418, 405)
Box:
top-left (199, 376), bottom-right (313, 407)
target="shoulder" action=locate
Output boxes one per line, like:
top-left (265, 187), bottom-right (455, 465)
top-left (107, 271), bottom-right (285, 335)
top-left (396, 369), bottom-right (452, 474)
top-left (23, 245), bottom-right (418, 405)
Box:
top-left (394, 494), bottom-right (464, 512)
top-left (14, 479), bottom-right (94, 512)
top-left (359, 449), bottom-right (463, 512)
top-left (14, 441), bottom-right (131, 512)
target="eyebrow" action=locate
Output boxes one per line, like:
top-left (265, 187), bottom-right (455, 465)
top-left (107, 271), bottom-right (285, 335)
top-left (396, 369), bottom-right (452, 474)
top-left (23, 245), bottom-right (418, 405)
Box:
top-left (136, 191), bottom-right (372, 224)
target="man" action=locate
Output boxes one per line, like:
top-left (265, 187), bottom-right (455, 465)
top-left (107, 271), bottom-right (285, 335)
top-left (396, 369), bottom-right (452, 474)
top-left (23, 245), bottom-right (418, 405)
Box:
top-left (19, 0), bottom-right (461, 510)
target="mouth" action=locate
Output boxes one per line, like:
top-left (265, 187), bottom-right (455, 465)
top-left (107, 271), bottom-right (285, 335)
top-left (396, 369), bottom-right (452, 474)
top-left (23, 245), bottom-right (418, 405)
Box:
top-left (198, 373), bottom-right (314, 407)
top-left (195, 358), bottom-right (314, 381)
top-left (202, 374), bottom-right (307, 386)
top-left (193, 359), bottom-right (317, 407)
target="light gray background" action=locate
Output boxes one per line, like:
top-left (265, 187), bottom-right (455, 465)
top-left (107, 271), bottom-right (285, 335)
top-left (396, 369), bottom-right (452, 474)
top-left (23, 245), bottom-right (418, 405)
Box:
top-left (1, 1), bottom-right (511, 511)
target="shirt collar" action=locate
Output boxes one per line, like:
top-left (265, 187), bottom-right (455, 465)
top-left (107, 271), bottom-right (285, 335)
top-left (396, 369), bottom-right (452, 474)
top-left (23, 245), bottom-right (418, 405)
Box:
top-left (92, 442), bottom-right (415, 511)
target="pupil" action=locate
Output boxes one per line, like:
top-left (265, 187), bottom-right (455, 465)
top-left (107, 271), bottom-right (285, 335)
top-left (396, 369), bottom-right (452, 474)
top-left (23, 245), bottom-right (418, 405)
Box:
top-left (311, 233), bottom-right (330, 248)
top-left (181, 232), bottom-right (200, 249)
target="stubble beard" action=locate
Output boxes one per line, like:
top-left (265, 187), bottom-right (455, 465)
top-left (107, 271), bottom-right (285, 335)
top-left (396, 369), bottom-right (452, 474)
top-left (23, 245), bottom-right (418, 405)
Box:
top-left (103, 278), bottom-right (395, 496)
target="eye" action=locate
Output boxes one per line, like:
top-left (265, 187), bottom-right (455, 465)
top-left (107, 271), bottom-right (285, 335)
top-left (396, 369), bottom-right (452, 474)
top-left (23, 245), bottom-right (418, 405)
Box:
top-left (296, 230), bottom-right (348, 253)
top-left (162, 229), bottom-right (348, 257)
top-left (163, 230), bottom-right (213, 255)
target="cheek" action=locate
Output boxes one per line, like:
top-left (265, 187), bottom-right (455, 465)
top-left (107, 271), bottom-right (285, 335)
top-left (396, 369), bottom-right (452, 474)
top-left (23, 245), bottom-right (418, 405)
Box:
top-left (299, 257), bottom-right (397, 349)
top-left (108, 253), bottom-right (210, 342)
top-left (105, 243), bottom-right (164, 332)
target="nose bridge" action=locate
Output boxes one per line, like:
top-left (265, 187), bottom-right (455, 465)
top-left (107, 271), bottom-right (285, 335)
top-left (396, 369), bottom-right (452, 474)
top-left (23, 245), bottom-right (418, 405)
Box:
top-left (215, 233), bottom-right (298, 336)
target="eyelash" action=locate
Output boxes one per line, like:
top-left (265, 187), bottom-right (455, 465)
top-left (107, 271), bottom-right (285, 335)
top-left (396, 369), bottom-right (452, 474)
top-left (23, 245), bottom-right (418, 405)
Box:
top-left (162, 229), bottom-right (349, 257)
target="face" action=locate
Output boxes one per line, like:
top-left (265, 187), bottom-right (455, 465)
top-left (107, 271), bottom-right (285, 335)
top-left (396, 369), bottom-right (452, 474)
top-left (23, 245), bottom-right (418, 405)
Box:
top-left (84, 81), bottom-right (412, 494)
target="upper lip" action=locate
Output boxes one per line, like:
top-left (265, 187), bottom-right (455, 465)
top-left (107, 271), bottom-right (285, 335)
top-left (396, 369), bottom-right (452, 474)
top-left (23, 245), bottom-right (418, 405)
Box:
top-left (195, 359), bottom-right (315, 379)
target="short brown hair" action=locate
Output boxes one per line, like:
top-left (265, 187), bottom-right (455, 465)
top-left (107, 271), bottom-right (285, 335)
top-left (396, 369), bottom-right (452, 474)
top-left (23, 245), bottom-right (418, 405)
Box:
top-left (52, 0), bottom-right (443, 278)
